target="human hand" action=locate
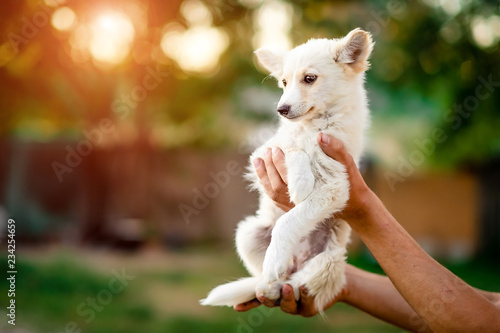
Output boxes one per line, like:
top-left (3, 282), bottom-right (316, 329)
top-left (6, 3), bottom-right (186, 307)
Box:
top-left (252, 134), bottom-right (375, 221)
top-left (253, 147), bottom-right (295, 212)
top-left (234, 282), bottom-right (347, 317)
top-left (234, 264), bottom-right (354, 316)
top-left (316, 133), bottom-right (375, 222)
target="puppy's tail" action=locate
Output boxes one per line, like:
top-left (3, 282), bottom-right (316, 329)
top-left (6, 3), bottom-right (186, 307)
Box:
top-left (200, 277), bottom-right (258, 307)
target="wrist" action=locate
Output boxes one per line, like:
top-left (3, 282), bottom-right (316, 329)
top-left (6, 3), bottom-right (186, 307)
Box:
top-left (342, 188), bottom-right (379, 226)
top-left (338, 264), bottom-right (357, 304)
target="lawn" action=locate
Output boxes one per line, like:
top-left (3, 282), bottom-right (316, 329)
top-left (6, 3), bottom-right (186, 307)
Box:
top-left (1, 246), bottom-right (498, 333)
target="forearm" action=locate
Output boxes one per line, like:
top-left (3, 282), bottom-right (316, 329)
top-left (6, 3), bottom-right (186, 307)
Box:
top-left (344, 265), bottom-right (432, 332)
top-left (348, 192), bottom-right (500, 332)
top-left (475, 289), bottom-right (500, 308)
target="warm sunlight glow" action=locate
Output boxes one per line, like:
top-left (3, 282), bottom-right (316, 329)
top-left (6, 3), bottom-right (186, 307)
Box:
top-left (89, 12), bottom-right (135, 65)
top-left (180, 0), bottom-right (212, 26)
top-left (51, 7), bottom-right (77, 31)
top-left (161, 26), bottom-right (229, 74)
top-left (160, 1), bottom-right (228, 75)
top-left (70, 24), bottom-right (91, 50)
top-left (253, 0), bottom-right (293, 50)
top-left (44, 0), bottom-right (66, 7)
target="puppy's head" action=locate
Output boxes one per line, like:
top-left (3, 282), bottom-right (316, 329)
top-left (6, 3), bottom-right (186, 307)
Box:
top-left (255, 28), bottom-right (373, 121)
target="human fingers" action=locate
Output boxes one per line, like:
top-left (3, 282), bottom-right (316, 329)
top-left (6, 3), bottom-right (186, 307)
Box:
top-left (261, 149), bottom-right (293, 210)
top-left (280, 284), bottom-right (298, 314)
top-left (257, 295), bottom-right (279, 308)
top-left (271, 147), bottom-right (288, 184)
top-left (317, 133), bottom-right (374, 221)
top-left (317, 133), bottom-right (356, 172)
top-left (298, 286), bottom-right (318, 317)
top-left (234, 299), bottom-right (261, 312)
top-left (254, 156), bottom-right (293, 211)
top-left (316, 132), bottom-right (363, 193)
top-left (253, 158), bottom-right (273, 193)
top-left (263, 148), bottom-right (287, 192)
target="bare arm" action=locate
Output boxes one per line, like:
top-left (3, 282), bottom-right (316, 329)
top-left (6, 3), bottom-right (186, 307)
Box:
top-left (235, 263), bottom-right (430, 331)
top-left (347, 266), bottom-right (500, 332)
top-left (343, 265), bottom-right (431, 332)
top-left (476, 289), bottom-right (500, 308)
top-left (236, 262), bottom-right (500, 332)
top-left (317, 133), bottom-right (500, 332)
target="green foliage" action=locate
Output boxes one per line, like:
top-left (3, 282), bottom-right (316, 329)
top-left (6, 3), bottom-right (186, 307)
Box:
top-left (1, 0), bottom-right (499, 164)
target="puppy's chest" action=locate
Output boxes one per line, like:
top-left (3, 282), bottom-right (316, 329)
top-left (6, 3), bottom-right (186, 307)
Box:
top-left (276, 125), bottom-right (315, 153)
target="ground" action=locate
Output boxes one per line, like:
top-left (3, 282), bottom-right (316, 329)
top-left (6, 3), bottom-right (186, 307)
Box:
top-left (1, 245), bottom-right (498, 333)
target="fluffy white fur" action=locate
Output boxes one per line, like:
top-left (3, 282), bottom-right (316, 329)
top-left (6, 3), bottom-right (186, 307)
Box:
top-left (201, 28), bottom-right (373, 312)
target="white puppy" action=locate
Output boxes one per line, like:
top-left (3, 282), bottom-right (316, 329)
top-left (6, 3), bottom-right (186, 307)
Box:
top-left (201, 28), bottom-right (373, 312)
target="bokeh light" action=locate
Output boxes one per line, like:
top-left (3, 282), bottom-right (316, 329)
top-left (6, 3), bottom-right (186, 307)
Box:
top-left (440, 0), bottom-right (461, 16)
top-left (89, 12), bottom-right (135, 65)
top-left (51, 7), bottom-right (77, 31)
top-left (439, 20), bottom-right (463, 44)
top-left (470, 15), bottom-right (500, 49)
top-left (180, 0), bottom-right (212, 26)
top-left (161, 26), bottom-right (228, 75)
top-left (253, 0), bottom-right (293, 50)
top-left (160, 0), bottom-right (228, 75)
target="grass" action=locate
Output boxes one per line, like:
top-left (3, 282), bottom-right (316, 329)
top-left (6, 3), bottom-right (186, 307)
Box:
top-left (0, 246), bottom-right (498, 333)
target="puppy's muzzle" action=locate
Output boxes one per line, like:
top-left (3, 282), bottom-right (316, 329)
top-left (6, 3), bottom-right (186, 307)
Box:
top-left (277, 104), bottom-right (290, 116)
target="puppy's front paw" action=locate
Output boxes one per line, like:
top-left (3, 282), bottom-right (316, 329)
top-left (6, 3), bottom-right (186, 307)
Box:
top-left (288, 172), bottom-right (315, 204)
top-left (255, 279), bottom-right (282, 302)
top-left (285, 150), bottom-right (315, 204)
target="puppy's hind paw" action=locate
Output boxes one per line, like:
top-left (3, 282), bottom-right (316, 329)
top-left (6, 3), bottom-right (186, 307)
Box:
top-left (255, 279), bottom-right (282, 302)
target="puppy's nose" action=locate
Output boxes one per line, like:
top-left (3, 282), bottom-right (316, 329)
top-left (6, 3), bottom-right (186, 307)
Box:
top-left (277, 105), bottom-right (290, 116)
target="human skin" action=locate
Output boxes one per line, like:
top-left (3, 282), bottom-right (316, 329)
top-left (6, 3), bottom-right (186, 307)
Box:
top-left (235, 133), bottom-right (500, 332)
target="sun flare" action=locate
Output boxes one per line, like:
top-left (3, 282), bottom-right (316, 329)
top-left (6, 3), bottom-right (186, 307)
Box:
top-left (89, 12), bottom-right (135, 65)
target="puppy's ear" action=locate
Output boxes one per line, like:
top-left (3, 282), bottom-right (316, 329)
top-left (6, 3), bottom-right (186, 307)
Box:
top-left (254, 48), bottom-right (285, 79)
top-left (334, 28), bottom-right (374, 73)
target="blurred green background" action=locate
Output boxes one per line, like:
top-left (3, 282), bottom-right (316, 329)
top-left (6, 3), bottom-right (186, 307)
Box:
top-left (1, 0), bottom-right (500, 332)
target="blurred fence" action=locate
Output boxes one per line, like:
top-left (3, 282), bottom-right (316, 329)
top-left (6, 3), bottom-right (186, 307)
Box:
top-left (2, 139), bottom-right (257, 247)
top-left (4, 139), bottom-right (499, 261)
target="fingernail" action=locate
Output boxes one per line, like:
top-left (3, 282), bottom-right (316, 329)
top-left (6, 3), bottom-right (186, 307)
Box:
top-left (272, 147), bottom-right (280, 155)
top-left (253, 159), bottom-right (261, 168)
top-left (320, 133), bottom-right (330, 144)
top-left (264, 148), bottom-right (271, 156)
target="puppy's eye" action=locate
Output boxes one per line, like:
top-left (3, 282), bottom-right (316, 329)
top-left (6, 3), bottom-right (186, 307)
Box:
top-left (304, 75), bottom-right (317, 84)
top-left (282, 79), bottom-right (287, 87)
